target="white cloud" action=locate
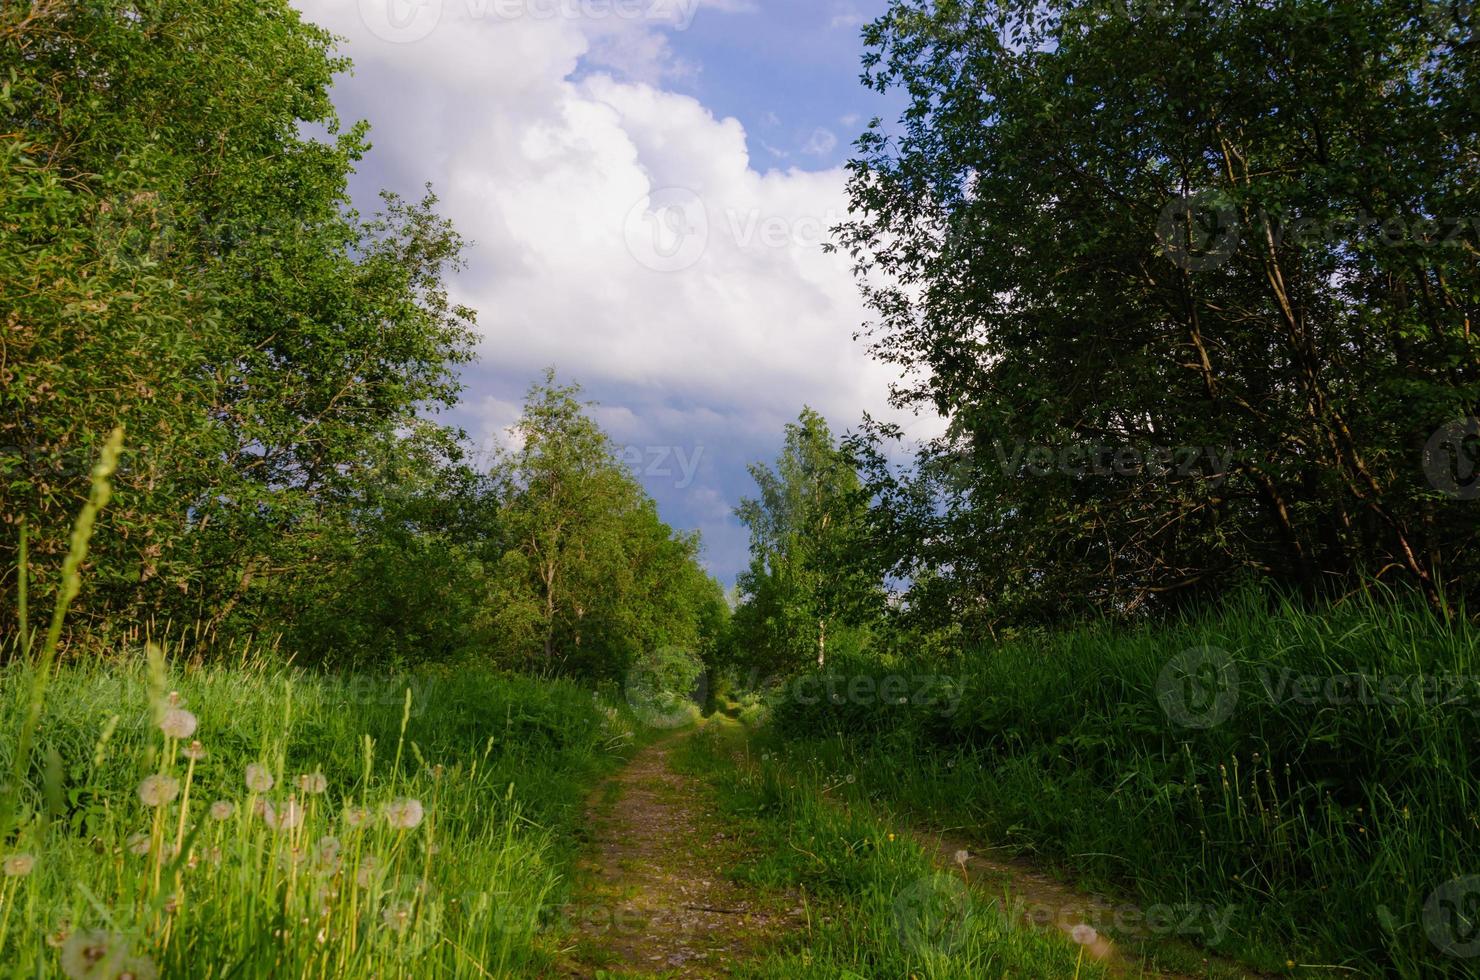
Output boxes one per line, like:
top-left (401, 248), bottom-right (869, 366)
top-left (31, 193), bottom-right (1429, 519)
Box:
top-left (296, 0), bottom-right (938, 574)
top-left (801, 127), bottom-right (839, 156)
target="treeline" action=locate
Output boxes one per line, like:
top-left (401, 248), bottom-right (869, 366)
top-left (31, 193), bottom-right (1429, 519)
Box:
top-left (1, 1), bottom-right (724, 677)
top-left (730, 0), bottom-right (1478, 669)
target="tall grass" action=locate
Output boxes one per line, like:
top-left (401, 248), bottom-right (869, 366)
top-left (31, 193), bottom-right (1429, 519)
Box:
top-left (764, 589), bottom-right (1480, 976)
top-left (0, 433), bottom-right (645, 977)
top-left (0, 646), bottom-right (640, 977)
top-left (675, 722), bottom-right (1106, 980)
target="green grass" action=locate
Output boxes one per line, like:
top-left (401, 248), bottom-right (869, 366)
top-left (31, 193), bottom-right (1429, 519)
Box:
top-left (0, 641), bottom-right (643, 977)
top-left (762, 589), bottom-right (1480, 977)
top-left (674, 719), bottom-right (1111, 980)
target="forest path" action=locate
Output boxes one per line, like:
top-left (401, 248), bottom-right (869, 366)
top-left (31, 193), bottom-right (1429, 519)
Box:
top-left (559, 726), bottom-right (803, 978)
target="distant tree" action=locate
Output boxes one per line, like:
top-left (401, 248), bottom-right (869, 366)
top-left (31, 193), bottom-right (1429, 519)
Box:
top-left (735, 409), bottom-right (882, 671)
top-left (487, 374), bottom-right (724, 679)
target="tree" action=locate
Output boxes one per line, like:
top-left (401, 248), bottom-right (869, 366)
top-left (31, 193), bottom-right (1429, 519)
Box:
top-left (837, 0), bottom-right (1480, 624)
top-left (734, 409), bottom-right (882, 671)
top-left (1, 1), bottom-right (475, 644)
top-left (486, 374), bottom-right (724, 680)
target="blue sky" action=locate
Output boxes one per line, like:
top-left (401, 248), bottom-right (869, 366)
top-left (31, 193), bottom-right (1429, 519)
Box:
top-left (298, 0), bottom-right (923, 586)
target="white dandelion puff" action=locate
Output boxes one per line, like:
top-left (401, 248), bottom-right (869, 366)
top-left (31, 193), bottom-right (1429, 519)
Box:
top-left (296, 771), bottom-right (328, 795)
top-left (209, 801), bottom-right (235, 821)
top-left (3, 853), bottom-right (35, 876)
top-left (159, 708), bottom-right (197, 740)
top-left (245, 763), bottom-right (274, 793)
top-left (382, 798), bottom-right (425, 830)
top-left (1071, 923), bottom-right (1098, 946)
top-left (137, 774), bottom-right (179, 808)
top-left (182, 740), bottom-right (206, 761)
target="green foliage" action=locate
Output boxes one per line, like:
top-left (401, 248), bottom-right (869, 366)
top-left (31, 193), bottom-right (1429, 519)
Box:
top-left (483, 373), bottom-right (727, 682)
top-left (839, 0), bottom-right (1480, 629)
top-left (1, 0), bottom-right (475, 642)
top-left (733, 409), bottom-right (882, 674)
top-left (765, 590), bottom-right (1480, 975)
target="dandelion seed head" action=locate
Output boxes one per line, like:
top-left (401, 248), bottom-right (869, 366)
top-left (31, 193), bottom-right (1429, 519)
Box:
top-left (1071, 924), bottom-right (1098, 946)
top-left (137, 774), bottom-right (179, 808)
top-left (159, 708), bottom-right (197, 740)
top-left (3, 853), bottom-right (35, 876)
top-left (245, 763), bottom-right (274, 793)
top-left (953, 849), bottom-right (970, 866)
top-left (60, 930), bottom-right (158, 980)
top-left (209, 801), bottom-right (235, 821)
top-left (126, 833), bottom-right (151, 857)
top-left (343, 806), bottom-right (371, 828)
top-left (381, 901), bottom-right (413, 932)
top-left (296, 772), bottom-right (327, 795)
top-left (182, 740), bottom-right (206, 761)
top-left (264, 797), bottom-right (304, 832)
top-left (382, 798), bottom-right (425, 830)
top-left (356, 855), bottom-right (381, 888)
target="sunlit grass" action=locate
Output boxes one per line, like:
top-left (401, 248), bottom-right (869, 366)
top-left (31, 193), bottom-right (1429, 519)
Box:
top-left (0, 644), bottom-right (640, 977)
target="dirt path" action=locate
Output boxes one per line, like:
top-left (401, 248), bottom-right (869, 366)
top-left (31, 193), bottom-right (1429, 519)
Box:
top-left (560, 730), bottom-right (802, 977)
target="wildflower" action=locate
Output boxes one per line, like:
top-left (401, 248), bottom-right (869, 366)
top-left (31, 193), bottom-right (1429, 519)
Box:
top-left (382, 798), bottom-right (425, 830)
top-left (887, 833), bottom-right (896, 842)
top-left (953, 849), bottom-right (970, 867)
top-left (209, 801), bottom-right (235, 821)
top-left (357, 855), bottom-right (381, 888)
top-left (296, 771), bottom-right (328, 795)
top-left (182, 741), bottom-right (206, 761)
top-left (126, 833), bottom-right (151, 856)
top-left (159, 708), bottom-right (197, 740)
top-left (245, 763), bottom-right (274, 793)
top-left (137, 774), bottom-right (180, 808)
top-left (316, 836), bottom-right (342, 873)
top-left (46, 919), bottom-right (71, 948)
top-left (1071, 924), bottom-right (1098, 946)
top-left (3, 853), bottom-right (35, 876)
top-left (264, 797), bottom-right (304, 832)
top-left (382, 901), bottom-right (414, 932)
top-left (166, 691), bottom-right (181, 707)
top-left (60, 930), bottom-right (158, 980)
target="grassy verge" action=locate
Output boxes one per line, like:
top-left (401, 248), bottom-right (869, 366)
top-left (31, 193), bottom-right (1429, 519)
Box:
top-left (0, 645), bottom-right (642, 977)
top-left (674, 718), bottom-right (1111, 979)
top-left (761, 590), bottom-right (1480, 977)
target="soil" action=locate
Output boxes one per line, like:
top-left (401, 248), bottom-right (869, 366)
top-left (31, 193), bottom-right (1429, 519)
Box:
top-left (559, 731), bottom-right (803, 978)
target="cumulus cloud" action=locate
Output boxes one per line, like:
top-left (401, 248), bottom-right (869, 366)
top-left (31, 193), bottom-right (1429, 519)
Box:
top-left (295, 0), bottom-right (934, 579)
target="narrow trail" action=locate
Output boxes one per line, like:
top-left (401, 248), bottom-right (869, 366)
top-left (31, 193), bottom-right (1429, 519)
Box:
top-left (560, 730), bottom-right (803, 978)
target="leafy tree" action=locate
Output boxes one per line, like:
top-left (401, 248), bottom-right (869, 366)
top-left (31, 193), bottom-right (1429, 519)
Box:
top-left (486, 374), bottom-right (724, 680)
top-left (838, 0), bottom-right (1480, 625)
top-left (1, 1), bottom-right (475, 644)
top-left (734, 409), bottom-right (882, 672)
